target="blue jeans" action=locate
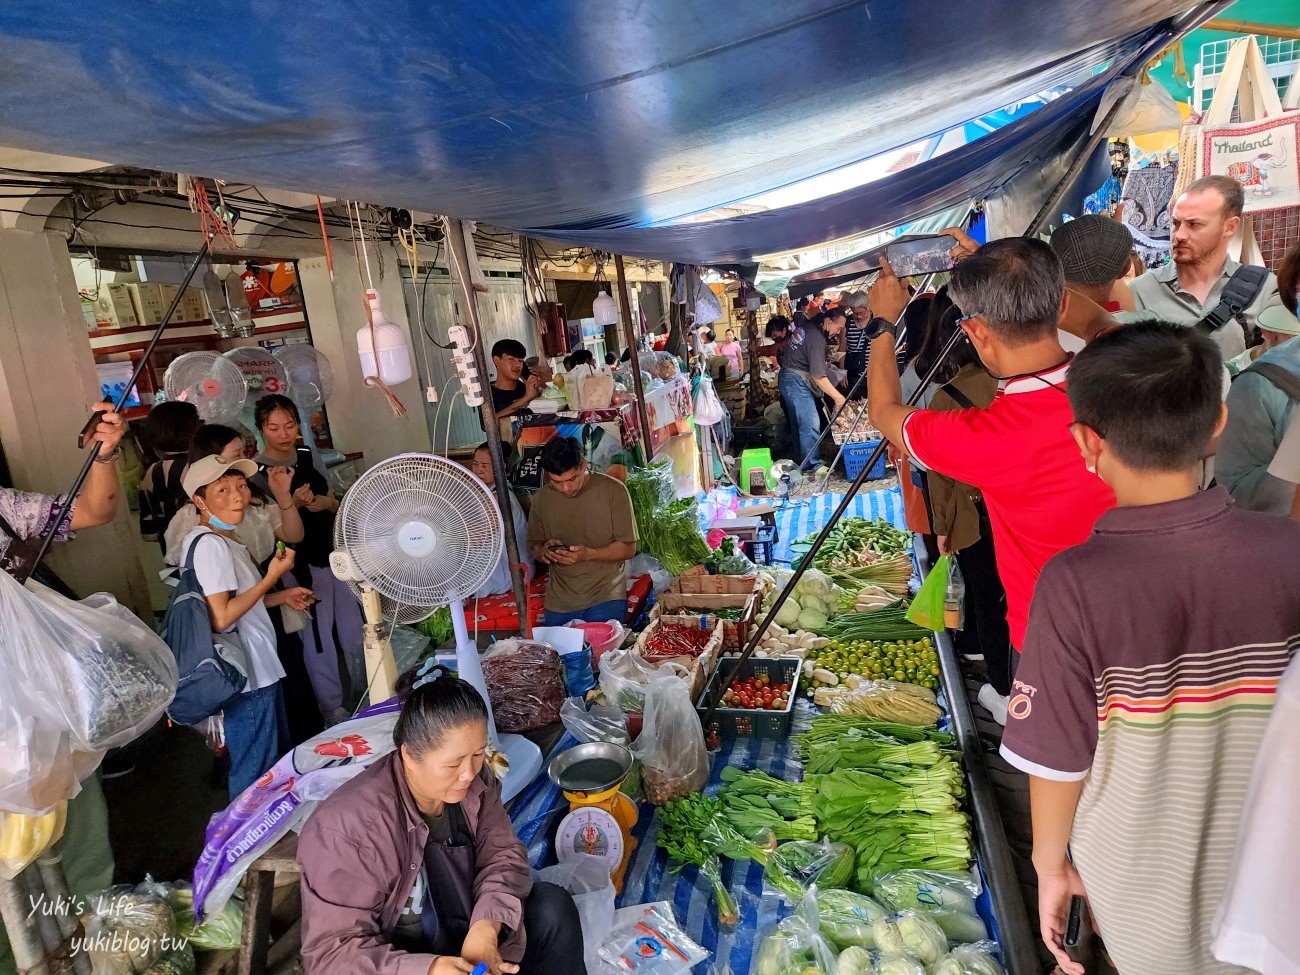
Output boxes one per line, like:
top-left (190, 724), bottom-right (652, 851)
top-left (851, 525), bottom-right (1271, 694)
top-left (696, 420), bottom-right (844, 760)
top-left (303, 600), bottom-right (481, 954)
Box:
top-left (544, 598), bottom-right (627, 627)
top-left (779, 370), bottom-right (822, 471)
top-left (224, 682), bottom-right (288, 797)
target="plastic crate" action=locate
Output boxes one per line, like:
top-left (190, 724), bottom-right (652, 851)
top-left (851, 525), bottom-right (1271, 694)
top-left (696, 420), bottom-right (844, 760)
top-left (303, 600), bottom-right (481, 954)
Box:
top-left (745, 524), bottom-right (778, 566)
top-left (842, 439), bottom-right (887, 480)
top-left (696, 656), bottom-right (801, 740)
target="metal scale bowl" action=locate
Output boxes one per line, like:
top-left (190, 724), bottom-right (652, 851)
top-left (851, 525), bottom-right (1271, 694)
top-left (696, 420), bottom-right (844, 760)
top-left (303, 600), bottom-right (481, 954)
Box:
top-left (547, 741), bottom-right (639, 891)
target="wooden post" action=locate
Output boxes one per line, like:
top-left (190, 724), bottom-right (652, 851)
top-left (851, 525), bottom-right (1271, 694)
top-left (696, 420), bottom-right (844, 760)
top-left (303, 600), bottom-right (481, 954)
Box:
top-left (614, 255), bottom-right (655, 460)
top-left (745, 303), bottom-right (760, 420)
top-left (1204, 19), bottom-right (1300, 41)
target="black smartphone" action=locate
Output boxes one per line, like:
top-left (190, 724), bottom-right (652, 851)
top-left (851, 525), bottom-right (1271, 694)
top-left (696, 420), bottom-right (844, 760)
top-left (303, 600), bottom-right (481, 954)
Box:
top-left (1063, 894), bottom-right (1097, 967)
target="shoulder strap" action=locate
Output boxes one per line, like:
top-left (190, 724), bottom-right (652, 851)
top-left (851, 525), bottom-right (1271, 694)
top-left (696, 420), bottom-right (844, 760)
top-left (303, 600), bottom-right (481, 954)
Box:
top-left (182, 529), bottom-right (228, 572)
top-left (1197, 266), bottom-right (1270, 333)
top-left (940, 382), bottom-right (976, 410)
top-left (1244, 361), bottom-right (1300, 403)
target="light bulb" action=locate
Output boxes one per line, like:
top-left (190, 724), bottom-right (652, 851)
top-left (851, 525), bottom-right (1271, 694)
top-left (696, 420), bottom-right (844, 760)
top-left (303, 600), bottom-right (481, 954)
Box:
top-left (592, 288), bottom-right (618, 327)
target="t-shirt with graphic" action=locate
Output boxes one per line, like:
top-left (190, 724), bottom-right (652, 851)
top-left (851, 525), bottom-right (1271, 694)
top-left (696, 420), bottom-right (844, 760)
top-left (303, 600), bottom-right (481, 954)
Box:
top-left (900, 361), bottom-right (1115, 649)
top-left (1001, 488), bottom-right (1300, 975)
top-left (782, 322), bottom-right (830, 379)
top-left (392, 807), bottom-right (458, 951)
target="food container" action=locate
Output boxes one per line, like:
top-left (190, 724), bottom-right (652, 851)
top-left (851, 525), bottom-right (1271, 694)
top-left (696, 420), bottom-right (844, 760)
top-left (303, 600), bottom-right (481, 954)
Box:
top-left (696, 656), bottom-right (802, 740)
top-left (633, 618), bottom-right (722, 702)
top-left (843, 439), bottom-right (888, 480)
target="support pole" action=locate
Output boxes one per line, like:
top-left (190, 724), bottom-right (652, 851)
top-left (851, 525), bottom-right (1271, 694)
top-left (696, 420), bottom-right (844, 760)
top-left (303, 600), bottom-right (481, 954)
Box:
top-left (444, 218), bottom-right (530, 635)
top-left (1, 870), bottom-right (47, 975)
top-left (614, 255), bottom-right (654, 460)
top-left (745, 304), bottom-right (760, 420)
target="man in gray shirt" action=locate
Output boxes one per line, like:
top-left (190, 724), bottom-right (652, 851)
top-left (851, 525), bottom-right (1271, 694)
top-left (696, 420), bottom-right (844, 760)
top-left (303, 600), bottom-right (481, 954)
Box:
top-left (1128, 175), bottom-right (1280, 361)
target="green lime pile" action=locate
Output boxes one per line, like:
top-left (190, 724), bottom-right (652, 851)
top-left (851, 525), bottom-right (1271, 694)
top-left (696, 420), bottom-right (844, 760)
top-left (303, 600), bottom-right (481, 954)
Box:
top-left (810, 637), bottom-right (941, 693)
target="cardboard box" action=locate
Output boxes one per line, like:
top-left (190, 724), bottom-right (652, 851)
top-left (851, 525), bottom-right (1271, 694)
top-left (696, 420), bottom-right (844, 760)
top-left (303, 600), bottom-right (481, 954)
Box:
top-left (181, 288), bottom-right (207, 323)
top-left (79, 296), bottom-right (98, 330)
top-left (159, 285), bottom-right (180, 321)
top-left (91, 284), bottom-right (140, 328)
top-left (633, 617), bottom-right (721, 702)
top-left (129, 283), bottom-right (168, 325)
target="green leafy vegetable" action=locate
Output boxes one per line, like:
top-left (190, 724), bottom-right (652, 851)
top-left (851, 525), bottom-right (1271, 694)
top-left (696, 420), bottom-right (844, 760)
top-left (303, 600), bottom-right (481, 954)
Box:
top-left (764, 840), bottom-right (855, 901)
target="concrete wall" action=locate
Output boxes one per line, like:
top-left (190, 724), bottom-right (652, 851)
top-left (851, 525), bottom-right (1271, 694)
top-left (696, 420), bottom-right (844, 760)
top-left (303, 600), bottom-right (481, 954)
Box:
top-left (0, 227), bottom-right (152, 610)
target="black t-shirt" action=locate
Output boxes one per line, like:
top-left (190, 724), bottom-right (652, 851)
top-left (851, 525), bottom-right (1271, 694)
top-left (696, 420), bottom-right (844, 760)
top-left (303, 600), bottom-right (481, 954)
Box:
top-left (252, 447), bottom-right (334, 567)
top-left (491, 380), bottom-right (530, 417)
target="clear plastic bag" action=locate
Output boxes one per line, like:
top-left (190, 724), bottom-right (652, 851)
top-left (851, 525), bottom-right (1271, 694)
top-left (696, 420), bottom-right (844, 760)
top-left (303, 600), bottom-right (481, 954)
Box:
top-left (136, 877), bottom-right (244, 951)
top-left (874, 868), bottom-right (987, 943)
top-left (597, 646), bottom-right (661, 713)
top-left (630, 666), bottom-right (708, 804)
top-left (871, 910), bottom-right (949, 968)
top-left (755, 888), bottom-right (838, 975)
top-left (560, 698), bottom-right (630, 746)
top-left (0, 802), bottom-right (67, 879)
top-left (598, 901), bottom-right (707, 975)
top-left (82, 886), bottom-right (175, 975)
top-left (533, 853), bottom-right (615, 972)
top-left (480, 640), bottom-right (566, 732)
top-left (0, 574), bottom-right (178, 814)
top-left (931, 941), bottom-right (1005, 975)
top-left (693, 375), bottom-right (726, 427)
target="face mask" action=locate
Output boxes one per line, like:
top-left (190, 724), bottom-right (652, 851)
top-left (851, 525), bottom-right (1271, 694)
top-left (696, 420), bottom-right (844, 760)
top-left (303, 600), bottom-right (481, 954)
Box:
top-left (200, 504), bottom-right (239, 532)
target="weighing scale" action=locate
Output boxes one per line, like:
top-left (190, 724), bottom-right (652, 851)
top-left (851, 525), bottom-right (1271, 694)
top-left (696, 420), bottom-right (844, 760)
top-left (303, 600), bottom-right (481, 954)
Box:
top-left (548, 741), bottom-right (639, 893)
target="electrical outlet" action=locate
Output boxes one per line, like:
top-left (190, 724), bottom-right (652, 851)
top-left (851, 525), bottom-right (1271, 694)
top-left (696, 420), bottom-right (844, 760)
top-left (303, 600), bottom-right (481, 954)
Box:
top-left (426, 385), bottom-right (438, 403)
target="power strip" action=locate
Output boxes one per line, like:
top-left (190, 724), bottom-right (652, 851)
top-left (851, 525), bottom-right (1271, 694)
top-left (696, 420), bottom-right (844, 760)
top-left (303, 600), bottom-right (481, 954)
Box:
top-left (447, 325), bottom-right (484, 407)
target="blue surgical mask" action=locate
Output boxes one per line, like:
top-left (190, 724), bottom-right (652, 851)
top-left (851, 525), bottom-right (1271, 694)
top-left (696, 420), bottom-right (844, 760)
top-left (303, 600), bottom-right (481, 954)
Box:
top-left (201, 505), bottom-right (239, 532)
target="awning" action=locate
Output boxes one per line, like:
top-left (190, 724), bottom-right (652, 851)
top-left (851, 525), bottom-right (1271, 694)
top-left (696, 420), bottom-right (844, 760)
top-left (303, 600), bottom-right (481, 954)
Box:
top-left (0, 1), bottom-right (1225, 264)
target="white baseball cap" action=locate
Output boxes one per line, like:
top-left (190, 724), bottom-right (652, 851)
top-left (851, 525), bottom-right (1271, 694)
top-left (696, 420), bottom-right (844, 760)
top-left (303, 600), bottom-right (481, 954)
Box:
top-left (1258, 305), bottom-right (1300, 337)
top-left (182, 454), bottom-right (258, 498)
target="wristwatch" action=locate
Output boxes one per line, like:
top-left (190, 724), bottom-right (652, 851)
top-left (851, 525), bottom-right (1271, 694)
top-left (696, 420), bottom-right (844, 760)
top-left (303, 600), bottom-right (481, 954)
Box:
top-left (864, 316), bottom-right (899, 341)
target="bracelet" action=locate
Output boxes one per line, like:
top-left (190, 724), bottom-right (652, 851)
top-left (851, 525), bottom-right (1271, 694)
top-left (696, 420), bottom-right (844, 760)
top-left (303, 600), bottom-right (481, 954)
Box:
top-left (278, 503), bottom-right (294, 510)
top-left (93, 447), bottom-right (121, 464)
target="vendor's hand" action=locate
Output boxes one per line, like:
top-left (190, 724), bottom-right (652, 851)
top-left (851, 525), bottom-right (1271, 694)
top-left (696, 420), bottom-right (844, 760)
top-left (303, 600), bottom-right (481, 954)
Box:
top-left (267, 466), bottom-right (294, 504)
top-left (306, 494), bottom-right (338, 513)
top-left (87, 402), bottom-right (127, 452)
top-left (460, 920), bottom-right (517, 975)
top-left (550, 543), bottom-right (585, 566)
top-left (829, 392), bottom-right (846, 411)
top-left (265, 546), bottom-right (296, 583)
top-left (536, 539), bottom-right (564, 565)
top-left (1036, 860), bottom-right (1087, 975)
top-left (937, 535), bottom-right (952, 556)
top-left (292, 483), bottom-right (315, 507)
top-left (869, 259), bottom-right (909, 324)
top-left (428, 958), bottom-right (475, 975)
top-left (939, 226), bottom-right (981, 261)
top-left (524, 375), bottom-right (544, 400)
top-left (280, 587), bottom-right (315, 612)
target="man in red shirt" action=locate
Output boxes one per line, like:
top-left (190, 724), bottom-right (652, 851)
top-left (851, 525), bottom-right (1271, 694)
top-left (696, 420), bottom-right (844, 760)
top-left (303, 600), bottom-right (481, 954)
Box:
top-left (866, 236), bottom-right (1115, 720)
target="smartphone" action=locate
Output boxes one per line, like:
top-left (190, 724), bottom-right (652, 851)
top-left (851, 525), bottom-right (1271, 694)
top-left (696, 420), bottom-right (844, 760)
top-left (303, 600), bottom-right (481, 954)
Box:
top-left (1063, 894), bottom-right (1097, 967)
top-left (885, 234), bottom-right (957, 277)
top-left (548, 543), bottom-right (572, 553)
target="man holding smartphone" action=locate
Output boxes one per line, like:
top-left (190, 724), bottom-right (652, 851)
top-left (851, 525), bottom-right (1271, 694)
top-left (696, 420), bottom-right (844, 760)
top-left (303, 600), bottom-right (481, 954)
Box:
top-left (526, 437), bottom-right (637, 625)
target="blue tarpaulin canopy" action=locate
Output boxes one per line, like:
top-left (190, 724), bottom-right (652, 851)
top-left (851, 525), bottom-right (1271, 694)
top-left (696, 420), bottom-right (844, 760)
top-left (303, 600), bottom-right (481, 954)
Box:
top-left (0, 1), bottom-right (1224, 262)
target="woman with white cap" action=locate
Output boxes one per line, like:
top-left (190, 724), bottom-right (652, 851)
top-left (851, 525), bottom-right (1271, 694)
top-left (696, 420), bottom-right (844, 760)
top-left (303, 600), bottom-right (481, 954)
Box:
top-left (1218, 304), bottom-right (1300, 515)
top-left (181, 454), bottom-right (315, 795)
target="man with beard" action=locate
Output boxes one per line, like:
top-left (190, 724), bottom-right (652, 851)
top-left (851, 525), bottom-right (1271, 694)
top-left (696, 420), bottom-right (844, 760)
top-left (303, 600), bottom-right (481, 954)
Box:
top-left (1128, 175), bottom-right (1281, 362)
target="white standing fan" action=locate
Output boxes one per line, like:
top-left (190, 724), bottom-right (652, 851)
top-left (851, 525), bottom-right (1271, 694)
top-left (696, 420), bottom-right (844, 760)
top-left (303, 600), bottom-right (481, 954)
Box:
top-left (332, 517), bottom-right (436, 626)
top-left (223, 347), bottom-right (290, 433)
top-left (329, 453), bottom-right (543, 801)
top-left (273, 344), bottom-right (335, 472)
top-left (163, 351), bottom-right (248, 424)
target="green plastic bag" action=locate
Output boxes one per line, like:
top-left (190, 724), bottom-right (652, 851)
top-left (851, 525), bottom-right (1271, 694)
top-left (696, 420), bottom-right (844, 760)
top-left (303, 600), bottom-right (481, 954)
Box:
top-left (906, 555), bottom-right (951, 631)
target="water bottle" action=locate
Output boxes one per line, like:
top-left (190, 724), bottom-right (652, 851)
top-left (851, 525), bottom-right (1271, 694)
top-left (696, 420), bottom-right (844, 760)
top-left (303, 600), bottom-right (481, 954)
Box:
top-left (943, 559), bottom-right (966, 630)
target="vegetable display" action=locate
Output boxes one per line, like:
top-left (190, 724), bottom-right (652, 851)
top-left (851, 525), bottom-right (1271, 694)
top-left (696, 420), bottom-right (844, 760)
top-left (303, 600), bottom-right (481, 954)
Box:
top-left (411, 607), bottom-right (454, 648)
top-left (872, 911), bottom-right (948, 968)
top-left (812, 609), bottom-right (930, 643)
top-left (931, 943), bottom-right (1005, 975)
top-left (704, 536), bottom-right (757, 575)
top-left (641, 498), bottom-right (713, 576)
top-left (804, 635), bottom-right (941, 693)
top-left (817, 683), bottom-right (944, 726)
top-left (764, 840), bottom-right (856, 901)
top-left (641, 624), bottom-right (713, 660)
top-left (718, 767), bottom-right (818, 841)
top-left (721, 674), bottom-right (793, 711)
top-left (794, 518), bottom-right (912, 560)
top-left (760, 567), bottom-right (837, 631)
top-left (656, 794), bottom-right (740, 926)
top-left (815, 889), bottom-right (890, 949)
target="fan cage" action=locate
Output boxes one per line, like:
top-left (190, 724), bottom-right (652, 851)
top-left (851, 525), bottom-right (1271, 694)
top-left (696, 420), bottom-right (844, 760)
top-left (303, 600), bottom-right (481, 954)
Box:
top-left (273, 344), bottom-right (335, 409)
top-left (338, 454), bottom-right (504, 606)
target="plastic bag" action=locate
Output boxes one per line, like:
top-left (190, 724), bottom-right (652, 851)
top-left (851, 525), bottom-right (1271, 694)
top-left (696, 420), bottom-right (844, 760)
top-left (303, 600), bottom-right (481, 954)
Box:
top-left (533, 853), bottom-right (615, 972)
top-left (0, 574), bottom-right (178, 815)
top-left (148, 880), bottom-right (244, 950)
top-left (630, 665), bottom-right (708, 804)
top-left (82, 887), bottom-right (175, 975)
top-left (560, 698), bottom-right (631, 746)
top-left (693, 375), bottom-right (726, 426)
top-left (627, 553), bottom-right (673, 594)
top-left (905, 554), bottom-right (950, 631)
top-left (874, 869), bottom-right (987, 943)
top-left (765, 838), bottom-right (856, 902)
top-left (480, 640), bottom-right (566, 732)
top-left (694, 281), bottom-right (723, 325)
top-left (598, 901), bottom-right (707, 974)
top-left (755, 888), bottom-right (838, 975)
top-left (931, 941), bottom-right (1005, 975)
top-left (815, 887), bottom-right (891, 949)
top-left (598, 646), bottom-right (661, 713)
top-left (871, 910), bottom-right (948, 968)
top-left (0, 801), bottom-right (67, 879)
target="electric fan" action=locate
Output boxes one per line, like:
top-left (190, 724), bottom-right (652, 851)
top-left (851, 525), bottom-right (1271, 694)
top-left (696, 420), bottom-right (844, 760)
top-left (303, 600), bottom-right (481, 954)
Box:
top-left (329, 453), bottom-right (543, 801)
top-left (332, 517), bottom-right (436, 625)
top-left (223, 347), bottom-right (291, 433)
top-left (163, 351), bottom-right (248, 425)
top-left (273, 344), bottom-right (335, 471)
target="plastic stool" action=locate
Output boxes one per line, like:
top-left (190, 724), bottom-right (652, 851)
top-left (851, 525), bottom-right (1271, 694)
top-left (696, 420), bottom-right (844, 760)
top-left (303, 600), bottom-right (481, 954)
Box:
top-left (739, 447), bottom-right (775, 493)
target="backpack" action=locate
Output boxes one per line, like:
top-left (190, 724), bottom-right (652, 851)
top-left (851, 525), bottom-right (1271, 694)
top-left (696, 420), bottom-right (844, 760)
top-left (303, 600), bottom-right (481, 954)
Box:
top-left (1195, 265), bottom-right (1270, 335)
top-left (138, 457), bottom-right (188, 546)
top-left (160, 531), bottom-right (250, 725)
top-left (1246, 361), bottom-right (1300, 403)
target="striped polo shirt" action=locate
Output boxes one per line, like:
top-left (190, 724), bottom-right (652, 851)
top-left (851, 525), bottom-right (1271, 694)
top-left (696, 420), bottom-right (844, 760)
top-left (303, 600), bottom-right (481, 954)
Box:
top-left (1002, 487), bottom-right (1300, 975)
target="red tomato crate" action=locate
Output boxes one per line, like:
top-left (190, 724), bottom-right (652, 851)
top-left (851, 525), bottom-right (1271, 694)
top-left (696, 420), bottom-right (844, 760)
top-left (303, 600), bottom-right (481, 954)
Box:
top-left (696, 656), bottom-right (801, 740)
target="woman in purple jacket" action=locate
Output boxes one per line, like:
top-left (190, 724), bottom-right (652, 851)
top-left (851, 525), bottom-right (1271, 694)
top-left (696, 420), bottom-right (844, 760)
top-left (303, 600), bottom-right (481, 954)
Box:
top-left (298, 663), bottom-right (585, 975)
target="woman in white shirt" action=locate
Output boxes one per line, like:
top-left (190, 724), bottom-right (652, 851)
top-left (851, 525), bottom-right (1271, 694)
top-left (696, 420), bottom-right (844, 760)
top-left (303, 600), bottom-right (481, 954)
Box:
top-left (469, 443), bottom-right (533, 598)
top-left (180, 455), bottom-right (314, 796)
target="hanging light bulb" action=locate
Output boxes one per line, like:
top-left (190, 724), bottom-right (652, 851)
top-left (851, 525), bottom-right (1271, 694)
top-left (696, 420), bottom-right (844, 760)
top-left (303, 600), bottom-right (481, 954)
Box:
top-left (592, 286), bottom-right (618, 327)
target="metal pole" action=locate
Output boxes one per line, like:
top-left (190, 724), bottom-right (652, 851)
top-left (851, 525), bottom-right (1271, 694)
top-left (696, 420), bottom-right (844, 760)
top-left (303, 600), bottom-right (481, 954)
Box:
top-left (795, 369), bottom-right (867, 472)
top-left (443, 218), bottom-right (530, 635)
top-left (18, 248), bottom-right (207, 584)
top-left (613, 255), bottom-right (654, 459)
top-left (817, 396), bottom-right (872, 494)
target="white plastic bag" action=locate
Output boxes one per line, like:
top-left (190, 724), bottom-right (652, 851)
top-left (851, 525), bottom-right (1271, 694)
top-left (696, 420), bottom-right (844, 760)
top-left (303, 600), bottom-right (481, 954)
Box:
top-left (694, 280), bottom-right (724, 325)
top-left (631, 665), bottom-right (708, 804)
top-left (533, 853), bottom-right (615, 971)
top-left (597, 646), bottom-right (659, 713)
top-left (693, 375), bottom-right (726, 426)
top-left (0, 574), bottom-right (177, 814)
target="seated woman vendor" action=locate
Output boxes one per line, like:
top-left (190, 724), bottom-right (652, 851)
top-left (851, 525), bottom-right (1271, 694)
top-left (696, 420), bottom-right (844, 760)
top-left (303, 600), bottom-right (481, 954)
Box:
top-left (298, 662), bottom-right (585, 975)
